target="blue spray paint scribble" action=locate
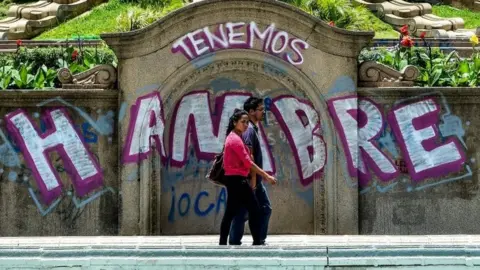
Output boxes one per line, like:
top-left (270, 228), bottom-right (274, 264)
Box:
top-left (208, 77), bottom-right (255, 95)
top-left (7, 171), bottom-right (17, 182)
top-left (161, 147), bottom-right (212, 192)
top-left (376, 125), bottom-right (400, 159)
top-left (327, 76), bottom-right (356, 98)
top-left (118, 102), bottom-right (128, 123)
top-left (127, 168), bottom-right (139, 182)
top-left (0, 129), bottom-right (21, 168)
top-left (192, 52), bottom-right (216, 70)
top-left (37, 97), bottom-right (115, 136)
top-left (71, 187), bottom-right (115, 209)
top-left (168, 186), bottom-right (226, 222)
top-left (263, 57), bottom-right (287, 76)
top-left (439, 114), bottom-right (466, 148)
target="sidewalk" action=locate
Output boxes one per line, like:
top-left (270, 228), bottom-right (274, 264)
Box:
top-left (1, 235), bottom-right (480, 269)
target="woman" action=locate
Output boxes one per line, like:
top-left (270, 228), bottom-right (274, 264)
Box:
top-left (220, 108), bottom-right (278, 246)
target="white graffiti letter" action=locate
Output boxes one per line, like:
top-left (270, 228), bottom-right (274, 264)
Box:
top-left (248, 21), bottom-right (275, 50)
top-left (388, 98), bottom-right (465, 181)
top-left (5, 109), bottom-right (103, 205)
top-left (328, 96), bottom-right (398, 186)
top-left (169, 91), bottom-right (249, 166)
top-left (123, 92), bottom-right (166, 163)
top-left (271, 96), bottom-right (326, 186)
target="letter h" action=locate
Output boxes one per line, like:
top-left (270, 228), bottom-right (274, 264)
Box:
top-left (5, 109), bottom-right (103, 205)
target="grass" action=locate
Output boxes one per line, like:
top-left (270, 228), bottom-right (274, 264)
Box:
top-left (365, 11), bottom-right (399, 39)
top-left (35, 0), bottom-right (136, 40)
top-left (433, 5), bottom-right (480, 29)
top-left (34, 0), bottom-right (397, 40)
top-left (34, 0), bottom-right (184, 40)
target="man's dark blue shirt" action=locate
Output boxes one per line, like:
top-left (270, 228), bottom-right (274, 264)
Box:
top-left (242, 121), bottom-right (263, 186)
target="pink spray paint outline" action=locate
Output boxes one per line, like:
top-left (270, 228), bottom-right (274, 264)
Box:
top-left (5, 108), bottom-right (104, 205)
top-left (122, 91), bottom-right (168, 164)
top-left (270, 95), bottom-right (327, 187)
top-left (387, 97), bottom-right (466, 182)
top-left (168, 90), bottom-right (252, 167)
top-left (327, 95), bottom-right (399, 187)
top-left (357, 97), bottom-right (399, 186)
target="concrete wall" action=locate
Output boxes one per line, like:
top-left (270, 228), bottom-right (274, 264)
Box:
top-left (1, 0), bottom-right (479, 237)
top-left (357, 87), bottom-right (479, 235)
top-left (102, 0), bottom-right (373, 236)
top-left (0, 90), bottom-right (119, 236)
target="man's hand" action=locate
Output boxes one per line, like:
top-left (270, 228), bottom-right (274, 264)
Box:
top-left (266, 174), bottom-right (277, 185)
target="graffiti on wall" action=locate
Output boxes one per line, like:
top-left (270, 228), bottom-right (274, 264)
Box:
top-left (123, 90), bottom-right (326, 182)
top-left (327, 92), bottom-right (471, 194)
top-left (122, 84), bottom-right (321, 222)
top-left (0, 97), bottom-right (115, 216)
top-left (121, 69), bottom-right (472, 222)
top-left (171, 21), bottom-right (310, 66)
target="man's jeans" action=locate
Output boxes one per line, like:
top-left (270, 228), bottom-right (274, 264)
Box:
top-left (229, 182), bottom-right (271, 245)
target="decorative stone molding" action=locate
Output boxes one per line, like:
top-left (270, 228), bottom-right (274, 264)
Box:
top-left (358, 87), bottom-right (480, 104)
top-left (0, 89), bottom-right (118, 107)
top-left (358, 61), bottom-right (419, 87)
top-left (58, 64), bottom-right (117, 89)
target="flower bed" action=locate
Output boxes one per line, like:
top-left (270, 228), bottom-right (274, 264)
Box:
top-left (0, 40), bottom-right (117, 90)
top-left (360, 26), bottom-right (480, 87)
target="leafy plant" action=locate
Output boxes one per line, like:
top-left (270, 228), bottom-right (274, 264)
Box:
top-left (116, 7), bottom-right (163, 31)
top-left (0, 60), bottom-right (14, 90)
top-left (118, 0), bottom-right (185, 9)
top-left (279, 0), bottom-right (396, 36)
top-left (0, 39), bottom-right (118, 90)
top-left (360, 30), bottom-right (480, 87)
top-left (115, 0), bottom-right (184, 32)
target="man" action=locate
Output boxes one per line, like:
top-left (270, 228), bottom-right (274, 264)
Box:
top-left (229, 96), bottom-right (276, 246)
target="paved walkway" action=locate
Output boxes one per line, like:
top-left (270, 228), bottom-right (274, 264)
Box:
top-left (1, 235), bottom-right (480, 269)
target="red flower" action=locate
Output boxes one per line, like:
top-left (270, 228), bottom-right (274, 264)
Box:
top-left (400, 25), bottom-right (409, 36)
top-left (419, 31), bottom-right (426, 39)
top-left (400, 35), bottom-right (414, 47)
top-left (328, 21), bottom-right (335, 26)
top-left (72, 50), bottom-right (79, 61)
top-left (16, 39), bottom-right (22, 47)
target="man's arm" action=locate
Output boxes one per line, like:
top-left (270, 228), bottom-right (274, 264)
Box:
top-left (248, 146), bottom-right (257, 189)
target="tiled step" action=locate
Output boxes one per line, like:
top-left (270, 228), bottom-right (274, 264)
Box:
top-left (2, 236), bottom-right (480, 269)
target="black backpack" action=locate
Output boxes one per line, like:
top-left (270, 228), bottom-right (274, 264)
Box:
top-left (206, 151), bottom-right (227, 186)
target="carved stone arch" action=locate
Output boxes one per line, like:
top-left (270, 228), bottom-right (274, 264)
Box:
top-left (158, 49), bottom-right (336, 234)
top-left (103, 0), bottom-right (373, 236)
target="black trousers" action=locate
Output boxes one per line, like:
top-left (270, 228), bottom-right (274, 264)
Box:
top-left (219, 175), bottom-right (262, 245)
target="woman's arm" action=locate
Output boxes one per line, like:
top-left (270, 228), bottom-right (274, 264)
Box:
top-left (250, 163), bottom-right (277, 185)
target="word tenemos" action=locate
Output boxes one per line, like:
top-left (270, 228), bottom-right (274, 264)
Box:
top-left (171, 21), bottom-right (310, 66)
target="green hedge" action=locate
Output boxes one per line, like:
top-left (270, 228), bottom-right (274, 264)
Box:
top-left (0, 45), bottom-right (117, 90)
top-left (0, 47), bottom-right (117, 71)
top-left (360, 44), bottom-right (480, 87)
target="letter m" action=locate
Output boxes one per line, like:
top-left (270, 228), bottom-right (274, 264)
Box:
top-left (5, 109), bottom-right (103, 205)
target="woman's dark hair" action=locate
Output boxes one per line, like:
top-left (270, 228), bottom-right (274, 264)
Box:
top-left (225, 108), bottom-right (248, 136)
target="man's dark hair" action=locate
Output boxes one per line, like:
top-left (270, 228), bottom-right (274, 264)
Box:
top-left (243, 97), bottom-right (264, 113)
